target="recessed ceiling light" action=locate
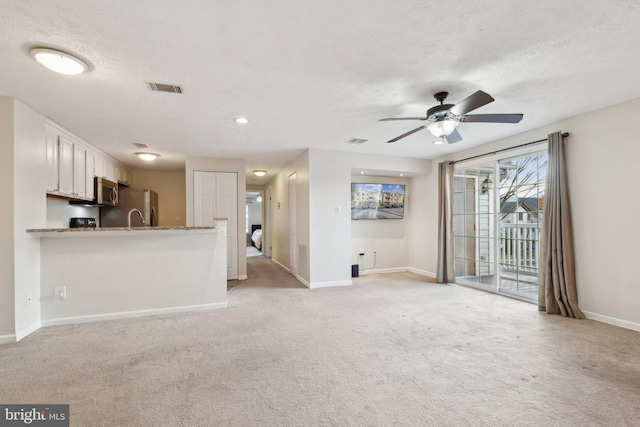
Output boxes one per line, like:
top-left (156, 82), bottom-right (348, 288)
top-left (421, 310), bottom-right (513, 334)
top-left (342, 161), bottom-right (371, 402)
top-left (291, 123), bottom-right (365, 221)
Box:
top-left (135, 152), bottom-right (160, 161)
top-left (234, 117), bottom-right (249, 124)
top-left (400, 174), bottom-right (404, 177)
top-left (360, 171), bottom-right (364, 174)
top-left (30, 48), bottom-right (88, 75)
top-left (253, 170), bottom-right (267, 176)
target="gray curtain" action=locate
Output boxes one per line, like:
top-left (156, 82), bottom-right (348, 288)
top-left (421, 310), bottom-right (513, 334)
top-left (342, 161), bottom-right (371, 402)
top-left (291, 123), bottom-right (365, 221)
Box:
top-left (436, 161), bottom-right (454, 283)
top-left (538, 132), bottom-right (584, 318)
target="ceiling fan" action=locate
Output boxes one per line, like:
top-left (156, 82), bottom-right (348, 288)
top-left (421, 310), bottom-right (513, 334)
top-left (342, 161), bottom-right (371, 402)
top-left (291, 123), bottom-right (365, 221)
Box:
top-left (379, 90), bottom-right (523, 144)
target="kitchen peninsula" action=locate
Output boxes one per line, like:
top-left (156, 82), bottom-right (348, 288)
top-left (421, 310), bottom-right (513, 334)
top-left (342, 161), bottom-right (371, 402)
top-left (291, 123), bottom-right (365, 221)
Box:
top-left (27, 221), bottom-right (228, 327)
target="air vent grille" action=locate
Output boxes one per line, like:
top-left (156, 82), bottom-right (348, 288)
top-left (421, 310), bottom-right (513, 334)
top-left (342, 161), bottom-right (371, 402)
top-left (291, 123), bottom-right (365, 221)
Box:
top-left (133, 143), bottom-right (151, 149)
top-left (147, 82), bottom-right (183, 94)
top-left (345, 138), bottom-right (368, 145)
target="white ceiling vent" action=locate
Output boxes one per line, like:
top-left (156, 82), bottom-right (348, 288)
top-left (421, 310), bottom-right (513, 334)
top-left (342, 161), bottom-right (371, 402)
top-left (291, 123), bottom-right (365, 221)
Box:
top-left (133, 143), bottom-right (151, 149)
top-left (147, 82), bottom-right (183, 94)
top-left (345, 138), bottom-right (368, 144)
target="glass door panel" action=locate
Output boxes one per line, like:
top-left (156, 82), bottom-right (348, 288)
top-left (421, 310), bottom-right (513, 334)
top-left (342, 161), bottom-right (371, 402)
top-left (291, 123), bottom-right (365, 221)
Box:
top-left (453, 166), bottom-right (494, 288)
top-left (498, 152), bottom-right (546, 301)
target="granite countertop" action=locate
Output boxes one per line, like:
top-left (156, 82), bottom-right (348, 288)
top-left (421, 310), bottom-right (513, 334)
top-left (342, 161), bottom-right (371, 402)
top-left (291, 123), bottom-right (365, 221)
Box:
top-left (27, 226), bottom-right (216, 233)
top-left (26, 225), bottom-right (226, 238)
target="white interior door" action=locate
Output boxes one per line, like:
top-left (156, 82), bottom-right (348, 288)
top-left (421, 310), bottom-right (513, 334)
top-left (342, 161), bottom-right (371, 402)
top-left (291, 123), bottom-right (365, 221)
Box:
top-left (216, 172), bottom-right (238, 280)
top-left (194, 171), bottom-right (238, 280)
top-left (289, 173), bottom-right (297, 275)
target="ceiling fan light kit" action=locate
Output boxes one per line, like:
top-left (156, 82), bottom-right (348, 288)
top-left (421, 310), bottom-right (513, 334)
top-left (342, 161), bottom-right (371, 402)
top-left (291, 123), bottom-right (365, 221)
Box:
top-left (427, 119), bottom-right (460, 138)
top-left (380, 90), bottom-right (523, 145)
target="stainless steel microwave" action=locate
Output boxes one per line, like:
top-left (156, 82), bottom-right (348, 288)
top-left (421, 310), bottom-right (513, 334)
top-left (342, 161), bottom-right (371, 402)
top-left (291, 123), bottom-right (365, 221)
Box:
top-left (95, 177), bottom-right (118, 206)
top-left (69, 177), bottom-right (118, 207)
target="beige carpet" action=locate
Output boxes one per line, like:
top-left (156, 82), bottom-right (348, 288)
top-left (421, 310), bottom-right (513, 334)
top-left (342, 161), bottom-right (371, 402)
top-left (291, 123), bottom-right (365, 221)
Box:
top-left (2, 257), bottom-right (640, 426)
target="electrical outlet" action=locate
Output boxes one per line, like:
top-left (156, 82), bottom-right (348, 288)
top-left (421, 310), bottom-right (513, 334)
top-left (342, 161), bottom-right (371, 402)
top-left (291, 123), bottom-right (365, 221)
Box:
top-left (55, 286), bottom-right (67, 301)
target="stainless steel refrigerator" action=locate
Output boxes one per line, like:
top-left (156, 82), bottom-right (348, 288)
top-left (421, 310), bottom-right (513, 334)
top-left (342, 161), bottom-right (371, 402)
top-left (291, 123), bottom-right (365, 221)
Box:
top-left (101, 187), bottom-right (159, 227)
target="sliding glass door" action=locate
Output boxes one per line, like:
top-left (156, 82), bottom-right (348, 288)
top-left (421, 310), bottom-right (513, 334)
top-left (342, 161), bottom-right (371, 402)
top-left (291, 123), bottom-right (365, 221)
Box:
top-left (453, 150), bottom-right (546, 302)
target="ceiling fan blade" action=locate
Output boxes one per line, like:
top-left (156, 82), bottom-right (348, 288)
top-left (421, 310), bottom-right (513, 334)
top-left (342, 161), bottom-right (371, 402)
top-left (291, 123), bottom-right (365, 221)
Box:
top-left (379, 117), bottom-right (426, 121)
top-left (445, 128), bottom-right (462, 144)
top-left (387, 125), bottom-right (426, 143)
top-left (462, 113), bottom-right (523, 123)
top-left (449, 90), bottom-right (494, 116)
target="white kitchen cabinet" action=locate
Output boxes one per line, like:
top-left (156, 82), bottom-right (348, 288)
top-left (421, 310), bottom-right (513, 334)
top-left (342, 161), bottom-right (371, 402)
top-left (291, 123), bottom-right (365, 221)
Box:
top-left (118, 165), bottom-right (131, 185)
top-left (57, 134), bottom-right (74, 197)
top-left (46, 120), bottom-right (128, 200)
top-left (45, 129), bottom-right (59, 192)
top-left (73, 145), bottom-right (86, 199)
top-left (85, 151), bottom-right (95, 200)
top-left (46, 122), bottom-right (95, 201)
top-left (94, 156), bottom-right (117, 183)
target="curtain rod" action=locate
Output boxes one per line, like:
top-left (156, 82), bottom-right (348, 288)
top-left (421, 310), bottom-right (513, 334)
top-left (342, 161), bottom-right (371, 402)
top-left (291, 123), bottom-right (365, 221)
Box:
top-left (451, 132), bottom-right (570, 164)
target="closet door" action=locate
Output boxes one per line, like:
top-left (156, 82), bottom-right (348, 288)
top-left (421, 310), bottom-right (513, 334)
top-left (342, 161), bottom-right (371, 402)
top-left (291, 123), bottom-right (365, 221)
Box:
top-left (193, 171), bottom-right (238, 280)
top-left (215, 172), bottom-right (238, 280)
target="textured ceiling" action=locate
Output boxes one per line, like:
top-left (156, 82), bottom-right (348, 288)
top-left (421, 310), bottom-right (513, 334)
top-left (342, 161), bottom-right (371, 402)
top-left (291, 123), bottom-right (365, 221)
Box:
top-left (2, 1), bottom-right (640, 184)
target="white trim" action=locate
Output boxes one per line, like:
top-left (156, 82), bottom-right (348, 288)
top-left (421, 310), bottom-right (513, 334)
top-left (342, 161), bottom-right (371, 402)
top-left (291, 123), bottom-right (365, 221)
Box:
top-left (296, 275), bottom-right (311, 288)
top-left (16, 321), bottom-right (42, 341)
top-left (582, 310), bottom-right (640, 333)
top-left (309, 280), bottom-right (352, 289)
top-left (0, 333), bottom-right (17, 345)
top-left (360, 267), bottom-right (407, 276)
top-left (238, 275), bottom-right (248, 280)
top-left (407, 267), bottom-right (437, 278)
top-left (41, 302), bottom-right (228, 327)
top-left (272, 258), bottom-right (290, 273)
top-left (359, 267), bottom-right (437, 279)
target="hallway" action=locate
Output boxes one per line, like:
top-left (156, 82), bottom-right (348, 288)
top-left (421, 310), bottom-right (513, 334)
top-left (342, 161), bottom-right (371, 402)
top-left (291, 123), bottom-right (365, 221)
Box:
top-left (228, 256), bottom-right (305, 291)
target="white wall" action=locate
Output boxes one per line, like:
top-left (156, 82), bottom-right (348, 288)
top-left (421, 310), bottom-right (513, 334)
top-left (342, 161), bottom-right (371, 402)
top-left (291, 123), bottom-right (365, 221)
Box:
top-left (266, 149), bottom-right (430, 288)
top-left (266, 150), bottom-right (310, 281)
top-left (46, 198), bottom-right (100, 228)
top-left (0, 97), bottom-right (16, 339)
top-left (351, 175), bottom-right (409, 272)
top-left (308, 149), bottom-right (351, 287)
top-left (410, 97), bottom-right (640, 330)
top-left (13, 99), bottom-right (47, 339)
top-left (0, 97), bottom-right (47, 342)
top-left (131, 169), bottom-right (186, 227)
top-left (185, 157), bottom-right (247, 279)
top-left (39, 228), bottom-right (227, 324)
top-left (247, 198), bottom-right (262, 229)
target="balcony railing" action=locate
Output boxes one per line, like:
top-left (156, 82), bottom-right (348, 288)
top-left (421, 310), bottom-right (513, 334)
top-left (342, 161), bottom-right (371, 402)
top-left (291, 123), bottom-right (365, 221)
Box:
top-left (499, 223), bottom-right (540, 274)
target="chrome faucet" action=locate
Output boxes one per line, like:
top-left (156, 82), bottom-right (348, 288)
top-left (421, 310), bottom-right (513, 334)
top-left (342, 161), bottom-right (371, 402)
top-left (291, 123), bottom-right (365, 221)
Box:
top-left (128, 208), bottom-right (146, 227)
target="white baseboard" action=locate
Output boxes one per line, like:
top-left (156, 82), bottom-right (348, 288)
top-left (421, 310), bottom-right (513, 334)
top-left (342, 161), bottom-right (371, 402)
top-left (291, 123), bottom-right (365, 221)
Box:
top-left (0, 333), bottom-right (17, 345)
top-left (41, 302), bottom-right (229, 328)
top-left (359, 267), bottom-right (437, 279)
top-left (309, 280), bottom-right (352, 289)
top-left (582, 310), bottom-right (640, 332)
top-left (238, 275), bottom-right (248, 280)
top-left (360, 267), bottom-right (407, 276)
top-left (16, 321), bottom-right (43, 342)
top-left (407, 267), bottom-right (437, 278)
top-left (296, 275), bottom-right (311, 288)
top-left (272, 258), bottom-right (290, 273)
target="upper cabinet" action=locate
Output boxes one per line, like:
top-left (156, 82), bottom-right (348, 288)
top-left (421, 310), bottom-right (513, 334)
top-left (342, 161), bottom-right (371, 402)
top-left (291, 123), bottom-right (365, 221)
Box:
top-left (118, 164), bottom-right (131, 186)
top-left (46, 121), bottom-right (130, 201)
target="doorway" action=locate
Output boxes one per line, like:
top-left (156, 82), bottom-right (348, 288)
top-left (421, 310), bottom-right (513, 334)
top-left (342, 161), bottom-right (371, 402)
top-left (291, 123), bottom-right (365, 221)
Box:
top-left (453, 150), bottom-right (547, 302)
top-left (246, 191), bottom-right (264, 258)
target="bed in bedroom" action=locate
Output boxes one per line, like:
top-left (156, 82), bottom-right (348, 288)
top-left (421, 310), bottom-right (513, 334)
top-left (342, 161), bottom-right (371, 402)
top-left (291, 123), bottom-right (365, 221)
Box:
top-left (251, 224), bottom-right (262, 250)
